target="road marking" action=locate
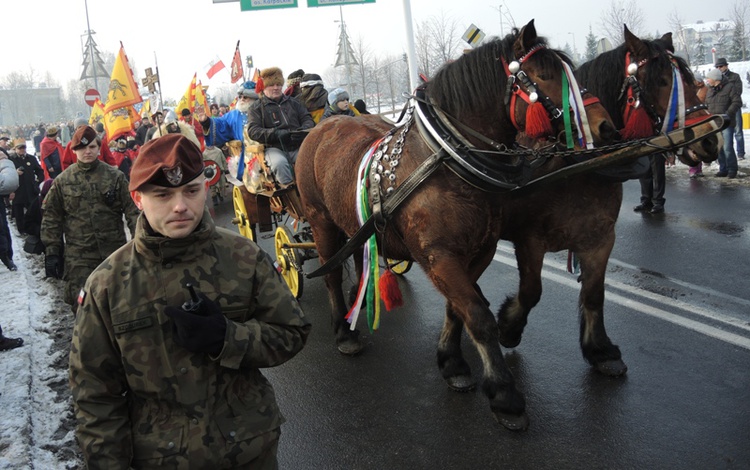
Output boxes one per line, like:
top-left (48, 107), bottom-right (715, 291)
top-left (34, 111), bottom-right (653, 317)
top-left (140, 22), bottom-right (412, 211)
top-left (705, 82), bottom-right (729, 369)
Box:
top-left (493, 250), bottom-right (750, 351)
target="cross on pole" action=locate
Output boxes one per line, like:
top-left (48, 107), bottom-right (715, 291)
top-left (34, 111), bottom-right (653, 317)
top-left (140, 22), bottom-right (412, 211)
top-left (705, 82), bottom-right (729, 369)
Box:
top-left (142, 67), bottom-right (159, 93)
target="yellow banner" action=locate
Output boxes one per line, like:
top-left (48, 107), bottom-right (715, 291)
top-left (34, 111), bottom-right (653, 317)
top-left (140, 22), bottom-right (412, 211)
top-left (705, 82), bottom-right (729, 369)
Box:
top-left (194, 82), bottom-right (209, 117)
top-left (89, 99), bottom-right (105, 126)
top-left (103, 45), bottom-right (143, 114)
top-left (104, 105), bottom-right (140, 140)
top-left (175, 74), bottom-right (197, 117)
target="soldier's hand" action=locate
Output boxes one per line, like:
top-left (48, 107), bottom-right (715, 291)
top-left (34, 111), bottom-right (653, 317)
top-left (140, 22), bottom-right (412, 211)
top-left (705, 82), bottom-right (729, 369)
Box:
top-left (44, 254), bottom-right (63, 279)
top-left (165, 294), bottom-right (226, 356)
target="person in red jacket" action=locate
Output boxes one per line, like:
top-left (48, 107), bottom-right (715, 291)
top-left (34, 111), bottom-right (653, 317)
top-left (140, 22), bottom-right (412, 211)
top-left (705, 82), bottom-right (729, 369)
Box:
top-left (39, 126), bottom-right (64, 179)
top-left (180, 108), bottom-right (205, 151)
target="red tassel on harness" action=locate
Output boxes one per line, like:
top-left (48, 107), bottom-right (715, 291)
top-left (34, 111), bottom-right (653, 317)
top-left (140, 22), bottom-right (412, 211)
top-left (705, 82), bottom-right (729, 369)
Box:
top-left (524, 101), bottom-right (553, 139)
top-left (378, 269), bottom-right (403, 311)
top-left (621, 106), bottom-right (653, 139)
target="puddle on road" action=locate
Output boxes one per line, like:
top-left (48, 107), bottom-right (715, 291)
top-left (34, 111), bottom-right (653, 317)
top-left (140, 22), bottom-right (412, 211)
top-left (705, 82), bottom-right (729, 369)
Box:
top-left (687, 219), bottom-right (745, 237)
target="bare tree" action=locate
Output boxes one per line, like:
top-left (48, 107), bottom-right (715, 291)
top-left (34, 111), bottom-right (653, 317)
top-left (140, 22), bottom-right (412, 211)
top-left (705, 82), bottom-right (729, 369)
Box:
top-left (428, 11), bottom-right (462, 65)
top-left (351, 34), bottom-right (373, 101)
top-left (730, 1), bottom-right (749, 60)
top-left (599, 0), bottom-right (645, 45)
top-left (414, 20), bottom-right (435, 79)
top-left (668, 9), bottom-right (690, 65)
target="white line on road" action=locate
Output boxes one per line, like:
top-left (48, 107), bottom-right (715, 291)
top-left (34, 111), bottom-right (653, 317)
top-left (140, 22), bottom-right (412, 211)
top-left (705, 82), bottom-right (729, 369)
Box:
top-left (492, 250), bottom-right (750, 351)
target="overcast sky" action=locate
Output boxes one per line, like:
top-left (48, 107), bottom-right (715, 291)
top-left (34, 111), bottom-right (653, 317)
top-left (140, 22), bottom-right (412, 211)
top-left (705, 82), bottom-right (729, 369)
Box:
top-left (4, 0), bottom-right (716, 102)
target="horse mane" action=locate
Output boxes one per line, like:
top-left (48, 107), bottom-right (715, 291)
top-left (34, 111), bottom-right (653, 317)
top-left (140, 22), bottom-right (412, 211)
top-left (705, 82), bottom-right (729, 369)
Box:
top-left (426, 29), bottom-right (566, 119)
top-left (577, 36), bottom-right (697, 129)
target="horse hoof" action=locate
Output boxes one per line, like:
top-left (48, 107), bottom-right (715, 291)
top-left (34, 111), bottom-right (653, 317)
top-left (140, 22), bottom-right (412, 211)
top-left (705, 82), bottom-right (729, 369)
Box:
top-left (494, 411), bottom-right (529, 431)
top-left (498, 335), bottom-right (521, 349)
top-left (337, 339), bottom-right (363, 356)
top-left (446, 375), bottom-right (476, 392)
top-left (595, 359), bottom-right (628, 377)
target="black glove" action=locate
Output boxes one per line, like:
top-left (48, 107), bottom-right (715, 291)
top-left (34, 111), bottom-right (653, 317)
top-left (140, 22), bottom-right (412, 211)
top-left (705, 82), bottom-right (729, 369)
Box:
top-left (290, 130), bottom-right (308, 147)
top-left (164, 294), bottom-right (227, 356)
top-left (44, 254), bottom-right (63, 279)
top-left (273, 129), bottom-right (292, 148)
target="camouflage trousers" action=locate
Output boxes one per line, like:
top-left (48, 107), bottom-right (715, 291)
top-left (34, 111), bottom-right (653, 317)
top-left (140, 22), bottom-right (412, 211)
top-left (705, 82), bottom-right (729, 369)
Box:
top-left (63, 264), bottom-right (99, 315)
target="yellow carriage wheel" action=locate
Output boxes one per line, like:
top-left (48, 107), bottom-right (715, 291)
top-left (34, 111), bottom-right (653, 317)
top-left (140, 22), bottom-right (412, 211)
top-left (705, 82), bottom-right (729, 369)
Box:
top-left (232, 186), bottom-right (256, 242)
top-left (387, 259), bottom-right (413, 275)
top-left (275, 226), bottom-right (304, 298)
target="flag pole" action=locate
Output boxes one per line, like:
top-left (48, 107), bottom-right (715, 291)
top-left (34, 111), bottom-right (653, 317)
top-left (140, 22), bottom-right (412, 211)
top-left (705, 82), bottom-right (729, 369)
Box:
top-left (154, 51), bottom-right (164, 113)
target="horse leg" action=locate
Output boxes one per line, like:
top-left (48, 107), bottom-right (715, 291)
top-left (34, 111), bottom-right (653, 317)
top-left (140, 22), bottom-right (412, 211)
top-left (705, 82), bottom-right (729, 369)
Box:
top-left (437, 302), bottom-right (475, 391)
top-left (497, 241), bottom-right (544, 348)
top-left (577, 240), bottom-right (627, 376)
top-left (429, 256), bottom-right (528, 430)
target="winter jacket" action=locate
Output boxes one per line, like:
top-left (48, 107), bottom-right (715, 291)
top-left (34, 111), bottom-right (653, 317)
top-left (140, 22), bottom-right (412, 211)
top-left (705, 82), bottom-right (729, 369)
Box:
top-left (41, 158), bottom-right (138, 262)
top-left (247, 94), bottom-right (314, 150)
top-left (0, 157), bottom-right (19, 196)
top-left (706, 77), bottom-right (742, 128)
top-left (298, 84), bottom-right (328, 124)
top-left (69, 211), bottom-right (310, 469)
top-left (39, 136), bottom-right (63, 179)
top-left (10, 152), bottom-right (44, 204)
top-left (723, 69), bottom-right (744, 107)
top-left (321, 103), bottom-right (356, 121)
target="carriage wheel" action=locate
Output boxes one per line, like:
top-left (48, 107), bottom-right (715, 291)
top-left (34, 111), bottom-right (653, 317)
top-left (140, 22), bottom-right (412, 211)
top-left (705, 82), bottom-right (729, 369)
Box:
top-left (232, 186), bottom-right (256, 242)
top-left (387, 259), bottom-right (413, 275)
top-left (275, 226), bottom-right (304, 298)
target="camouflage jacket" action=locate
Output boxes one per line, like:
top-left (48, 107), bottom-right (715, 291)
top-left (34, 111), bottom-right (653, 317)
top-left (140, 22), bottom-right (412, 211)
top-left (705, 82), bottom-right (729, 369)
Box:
top-left (69, 211), bottom-right (310, 469)
top-left (41, 159), bottom-right (139, 264)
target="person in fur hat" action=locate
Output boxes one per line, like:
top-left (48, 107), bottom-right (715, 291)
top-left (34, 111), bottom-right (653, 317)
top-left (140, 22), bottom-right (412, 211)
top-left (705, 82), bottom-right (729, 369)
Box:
top-left (247, 67), bottom-right (314, 187)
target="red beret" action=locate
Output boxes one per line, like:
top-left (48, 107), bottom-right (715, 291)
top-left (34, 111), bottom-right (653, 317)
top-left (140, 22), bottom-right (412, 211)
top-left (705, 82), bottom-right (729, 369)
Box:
top-left (71, 126), bottom-right (99, 150)
top-left (129, 134), bottom-right (204, 191)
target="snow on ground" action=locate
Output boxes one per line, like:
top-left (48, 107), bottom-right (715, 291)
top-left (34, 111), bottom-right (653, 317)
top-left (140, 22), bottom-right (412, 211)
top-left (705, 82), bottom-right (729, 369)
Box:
top-left (0, 224), bottom-right (81, 469)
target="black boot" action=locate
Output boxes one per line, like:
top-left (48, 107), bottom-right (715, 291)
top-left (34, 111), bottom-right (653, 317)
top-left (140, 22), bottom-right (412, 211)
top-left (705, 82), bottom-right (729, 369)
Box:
top-left (1, 256), bottom-right (17, 271)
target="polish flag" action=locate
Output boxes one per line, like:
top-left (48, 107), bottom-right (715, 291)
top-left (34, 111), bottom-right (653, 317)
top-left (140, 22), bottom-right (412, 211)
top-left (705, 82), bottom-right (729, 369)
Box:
top-left (204, 56), bottom-right (226, 79)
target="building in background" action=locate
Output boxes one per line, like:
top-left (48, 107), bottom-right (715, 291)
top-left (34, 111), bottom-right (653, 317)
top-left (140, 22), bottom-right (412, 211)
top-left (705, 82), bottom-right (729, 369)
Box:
top-left (0, 87), bottom-right (65, 126)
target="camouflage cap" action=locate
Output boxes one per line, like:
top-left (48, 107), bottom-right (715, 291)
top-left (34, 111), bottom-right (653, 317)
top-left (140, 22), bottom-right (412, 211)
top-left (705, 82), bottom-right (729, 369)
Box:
top-left (71, 125), bottom-right (98, 150)
top-left (129, 133), bottom-right (204, 191)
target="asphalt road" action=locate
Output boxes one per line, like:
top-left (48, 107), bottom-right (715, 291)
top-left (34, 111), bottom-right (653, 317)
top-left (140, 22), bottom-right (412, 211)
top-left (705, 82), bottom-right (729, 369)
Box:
top-left (212, 171), bottom-right (750, 470)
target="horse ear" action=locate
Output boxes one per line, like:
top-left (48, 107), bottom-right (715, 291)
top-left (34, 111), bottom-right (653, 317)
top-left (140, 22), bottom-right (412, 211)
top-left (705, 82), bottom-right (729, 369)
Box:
top-left (515, 19), bottom-right (537, 58)
top-left (624, 24), bottom-right (649, 60)
top-left (660, 32), bottom-right (675, 53)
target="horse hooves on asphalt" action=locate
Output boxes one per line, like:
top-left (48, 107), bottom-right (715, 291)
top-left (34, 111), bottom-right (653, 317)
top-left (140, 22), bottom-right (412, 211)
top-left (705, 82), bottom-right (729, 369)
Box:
top-left (445, 375), bottom-right (476, 392)
top-left (336, 338), bottom-right (363, 356)
top-left (494, 411), bottom-right (530, 432)
top-left (594, 359), bottom-right (628, 377)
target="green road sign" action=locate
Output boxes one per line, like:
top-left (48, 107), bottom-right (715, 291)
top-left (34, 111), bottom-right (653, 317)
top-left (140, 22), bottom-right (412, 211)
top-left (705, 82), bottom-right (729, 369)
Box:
top-left (240, 0), bottom-right (298, 11)
top-left (307, 0), bottom-right (375, 6)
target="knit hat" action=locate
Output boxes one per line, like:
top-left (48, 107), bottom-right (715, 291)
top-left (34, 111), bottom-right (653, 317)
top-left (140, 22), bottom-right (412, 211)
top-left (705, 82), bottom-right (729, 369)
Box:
top-left (300, 73), bottom-right (323, 88)
top-left (260, 67), bottom-right (284, 87)
top-left (74, 117), bottom-right (88, 128)
top-left (70, 126), bottom-right (98, 150)
top-left (286, 69), bottom-right (305, 87)
top-left (706, 68), bottom-right (723, 82)
top-left (46, 126), bottom-right (59, 137)
top-left (237, 81), bottom-right (259, 99)
top-left (129, 134), bottom-right (204, 191)
top-left (328, 88), bottom-right (350, 105)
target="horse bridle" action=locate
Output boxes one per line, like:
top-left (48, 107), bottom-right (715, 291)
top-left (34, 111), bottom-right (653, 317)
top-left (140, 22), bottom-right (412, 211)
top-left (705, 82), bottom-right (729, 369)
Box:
top-left (619, 51), bottom-right (709, 133)
top-left (502, 45), bottom-right (596, 149)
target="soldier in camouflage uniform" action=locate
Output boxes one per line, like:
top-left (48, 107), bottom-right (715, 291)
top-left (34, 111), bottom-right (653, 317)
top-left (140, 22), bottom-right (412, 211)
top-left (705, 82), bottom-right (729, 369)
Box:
top-left (41, 125), bottom-right (139, 314)
top-left (69, 134), bottom-right (310, 469)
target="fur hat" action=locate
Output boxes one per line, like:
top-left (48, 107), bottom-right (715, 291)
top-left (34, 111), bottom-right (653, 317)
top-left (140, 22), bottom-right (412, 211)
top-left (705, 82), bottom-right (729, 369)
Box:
top-left (71, 126), bottom-right (98, 150)
top-left (328, 88), bottom-right (350, 105)
top-left (715, 57), bottom-right (729, 67)
top-left (46, 126), bottom-right (59, 137)
top-left (706, 68), bottom-right (723, 82)
top-left (260, 67), bottom-right (284, 87)
top-left (129, 134), bottom-right (204, 191)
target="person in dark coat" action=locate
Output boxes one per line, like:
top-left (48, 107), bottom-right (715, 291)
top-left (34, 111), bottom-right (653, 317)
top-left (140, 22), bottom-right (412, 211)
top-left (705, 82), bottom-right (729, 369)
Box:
top-left (22, 179), bottom-right (53, 255)
top-left (705, 67), bottom-right (741, 178)
top-left (353, 99), bottom-right (371, 115)
top-left (297, 73), bottom-right (328, 124)
top-left (10, 139), bottom-right (44, 234)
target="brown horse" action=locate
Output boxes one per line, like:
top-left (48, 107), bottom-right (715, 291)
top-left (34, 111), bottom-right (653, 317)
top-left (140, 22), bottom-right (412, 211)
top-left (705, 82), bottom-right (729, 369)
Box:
top-left (296, 20), bottom-right (616, 430)
top-left (496, 27), bottom-right (720, 376)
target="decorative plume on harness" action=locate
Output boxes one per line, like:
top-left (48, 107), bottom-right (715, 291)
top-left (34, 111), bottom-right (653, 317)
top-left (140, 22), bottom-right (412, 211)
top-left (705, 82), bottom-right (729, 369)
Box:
top-left (560, 60), bottom-right (594, 150)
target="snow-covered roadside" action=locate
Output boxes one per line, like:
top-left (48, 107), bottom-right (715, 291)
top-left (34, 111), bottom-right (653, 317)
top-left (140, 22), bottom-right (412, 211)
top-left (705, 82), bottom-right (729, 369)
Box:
top-left (0, 223), bottom-right (81, 469)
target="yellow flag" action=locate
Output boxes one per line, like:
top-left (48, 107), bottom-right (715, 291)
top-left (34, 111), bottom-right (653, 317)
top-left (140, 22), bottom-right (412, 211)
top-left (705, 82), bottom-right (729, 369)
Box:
top-left (89, 99), bottom-right (105, 126)
top-left (103, 44), bottom-right (143, 114)
top-left (194, 82), bottom-right (209, 117)
top-left (175, 74), bottom-right (197, 117)
top-left (140, 98), bottom-right (151, 118)
top-left (104, 105), bottom-right (140, 140)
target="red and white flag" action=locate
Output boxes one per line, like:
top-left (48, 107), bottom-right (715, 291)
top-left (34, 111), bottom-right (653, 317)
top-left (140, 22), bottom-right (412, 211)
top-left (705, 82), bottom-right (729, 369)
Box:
top-left (204, 56), bottom-right (226, 79)
top-left (230, 41), bottom-right (243, 84)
